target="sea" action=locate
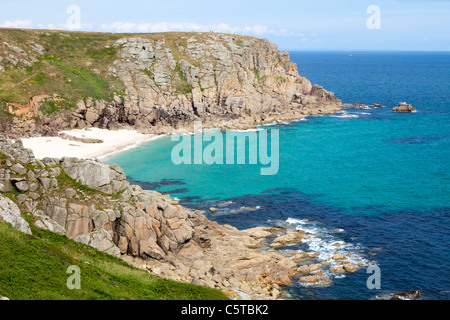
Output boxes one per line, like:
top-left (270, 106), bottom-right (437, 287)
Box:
top-left (105, 51), bottom-right (450, 300)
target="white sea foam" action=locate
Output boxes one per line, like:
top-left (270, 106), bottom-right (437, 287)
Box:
top-left (216, 200), bottom-right (234, 207)
top-left (285, 217), bottom-right (369, 277)
top-left (262, 121), bottom-right (279, 126)
top-left (229, 206), bottom-right (261, 214)
top-left (285, 217), bottom-right (308, 225)
top-left (231, 128), bottom-right (263, 133)
top-left (331, 114), bottom-right (359, 118)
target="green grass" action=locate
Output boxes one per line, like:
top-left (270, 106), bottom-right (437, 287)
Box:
top-left (173, 64), bottom-right (192, 94)
top-left (0, 222), bottom-right (228, 300)
top-left (0, 28), bottom-right (264, 111)
top-left (252, 68), bottom-right (266, 85)
top-left (39, 97), bottom-right (75, 115)
top-left (44, 56), bottom-right (114, 101)
top-left (0, 29), bottom-right (125, 105)
top-left (0, 102), bottom-right (16, 130)
top-left (277, 76), bottom-right (286, 84)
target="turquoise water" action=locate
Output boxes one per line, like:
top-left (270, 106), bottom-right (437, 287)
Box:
top-left (106, 52), bottom-right (450, 299)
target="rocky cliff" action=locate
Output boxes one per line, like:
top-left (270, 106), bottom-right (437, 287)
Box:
top-left (0, 136), bottom-right (366, 299)
top-left (0, 29), bottom-right (342, 137)
top-left (0, 29), bottom-right (360, 300)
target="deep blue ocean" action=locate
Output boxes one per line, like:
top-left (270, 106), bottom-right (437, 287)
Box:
top-left (106, 51), bottom-right (450, 300)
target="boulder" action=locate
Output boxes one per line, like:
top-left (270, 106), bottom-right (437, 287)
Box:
top-left (140, 238), bottom-right (166, 260)
top-left (299, 275), bottom-right (319, 284)
top-left (377, 290), bottom-right (421, 300)
top-left (297, 265), bottom-right (311, 275)
top-left (34, 214), bottom-right (66, 235)
top-left (85, 110), bottom-right (100, 124)
top-left (14, 181), bottom-right (29, 193)
top-left (61, 158), bottom-right (126, 194)
top-left (0, 195), bottom-right (31, 234)
top-left (65, 188), bottom-right (76, 198)
top-left (329, 266), bottom-right (345, 274)
top-left (75, 229), bottom-right (120, 256)
top-left (270, 230), bottom-right (305, 247)
top-left (332, 252), bottom-right (346, 261)
top-left (10, 163), bottom-right (27, 175)
top-left (343, 263), bottom-right (358, 273)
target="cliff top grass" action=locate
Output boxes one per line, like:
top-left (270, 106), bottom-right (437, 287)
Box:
top-left (0, 221), bottom-right (228, 300)
top-left (0, 28), bottom-right (125, 105)
top-left (0, 28), bottom-right (267, 105)
top-left (0, 148), bottom-right (228, 300)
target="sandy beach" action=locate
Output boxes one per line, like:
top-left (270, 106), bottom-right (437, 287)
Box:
top-left (21, 128), bottom-right (161, 160)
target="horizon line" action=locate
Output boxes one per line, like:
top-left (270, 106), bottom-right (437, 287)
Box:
top-left (281, 49), bottom-right (450, 52)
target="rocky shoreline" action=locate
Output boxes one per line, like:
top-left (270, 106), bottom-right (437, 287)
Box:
top-left (1, 30), bottom-right (342, 139)
top-left (0, 135), bottom-right (370, 300)
top-left (0, 29), bottom-right (371, 300)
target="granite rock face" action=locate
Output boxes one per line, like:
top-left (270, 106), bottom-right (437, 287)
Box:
top-left (107, 34), bottom-right (342, 133)
top-left (0, 136), bottom-right (194, 259)
top-left (0, 135), bottom-right (369, 299)
top-left (0, 194), bottom-right (32, 235)
top-left (0, 135), bottom-right (293, 299)
top-left (61, 158), bottom-right (128, 194)
top-left (2, 32), bottom-right (342, 137)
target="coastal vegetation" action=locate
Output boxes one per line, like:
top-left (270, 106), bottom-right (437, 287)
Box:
top-left (0, 222), bottom-right (228, 300)
top-left (0, 27), bottom-right (342, 140)
top-left (0, 28), bottom-right (346, 300)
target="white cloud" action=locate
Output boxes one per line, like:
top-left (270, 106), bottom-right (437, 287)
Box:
top-left (0, 19), bottom-right (96, 32)
top-left (0, 20), bottom-right (33, 28)
top-left (100, 21), bottom-right (291, 37)
top-left (0, 19), bottom-right (298, 38)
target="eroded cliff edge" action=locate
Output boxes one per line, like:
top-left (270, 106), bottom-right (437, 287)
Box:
top-left (0, 29), bottom-right (342, 137)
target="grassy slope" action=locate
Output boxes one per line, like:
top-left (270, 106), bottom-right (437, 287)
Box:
top-left (0, 222), bottom-right (228, 300)
top-left (0, 28), bottom-right (259, 105)
top-left (0, 29), bottom-right (125, 104)
top-left (0, 29), bottom-right (262, 300)
top-left (0, 147), bottom-right (227, 300)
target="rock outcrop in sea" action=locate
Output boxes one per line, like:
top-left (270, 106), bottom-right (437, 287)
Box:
top-left (393, 102), bottom-right (416, 112)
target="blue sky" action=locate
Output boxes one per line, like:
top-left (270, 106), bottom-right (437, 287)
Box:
top-left (1, 0), bottom-right (449, 50)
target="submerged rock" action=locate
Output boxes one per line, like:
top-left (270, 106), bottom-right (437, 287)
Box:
top-left (377, 290), bottom-right (421, 300)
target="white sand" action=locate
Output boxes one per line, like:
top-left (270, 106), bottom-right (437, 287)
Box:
top-left (22, 128), bottom-right (162, 160)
